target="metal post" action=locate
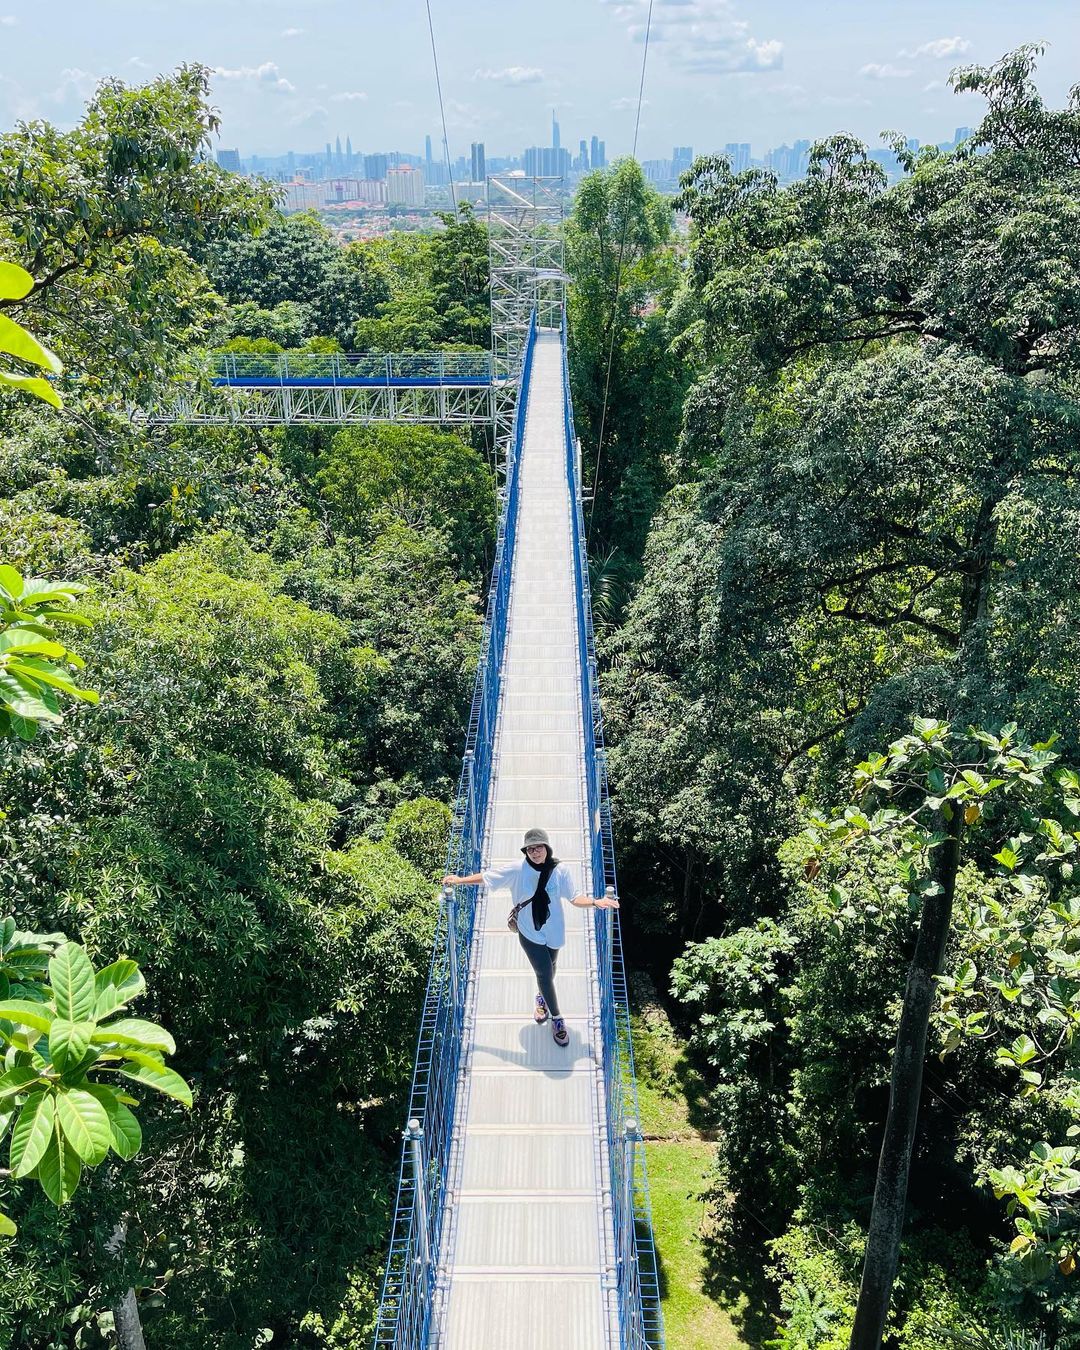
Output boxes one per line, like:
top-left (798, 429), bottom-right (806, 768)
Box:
top-left (407, 1119), bottom-right (431, 1270)
top-left (623, 1116), bottom-right (642, 1344)
top-left (443, 884), bottom-right (459, 1008)
top-left (464, 750), bottom-right (476, 864)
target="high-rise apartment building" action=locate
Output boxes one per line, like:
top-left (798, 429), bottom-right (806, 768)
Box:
top-left (524, 146), bottom-right (572, 178)
top-left (552, 110), bottom-right (560, 151)
top-left (470, 141), bottom-right (486, 182)
top-left (215, 148), bottom-right (242, 173)
top-left (672, 145), bottom-right (693, 178)
top-left (578, 139), bottom-right (589, 171)
top-left (364, 153), bottom-right (389, 180)
top-left (386, 166), bottom-right (424, 206)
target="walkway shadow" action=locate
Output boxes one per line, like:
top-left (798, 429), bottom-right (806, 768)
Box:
top-left (469, 1021), bottom-right (596, 1079)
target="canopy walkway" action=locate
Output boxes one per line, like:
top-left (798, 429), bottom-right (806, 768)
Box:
top-left (372, 315), bottom-right (663, 1350)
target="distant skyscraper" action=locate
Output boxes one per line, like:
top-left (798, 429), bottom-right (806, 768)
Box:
top-left (470, 141), bottom-right (486, 183)
top-left (364, 153), bottom-right (389, 181)
top-left (672, 145), bottom-right (693, 178)
top-left (724, 142), bottom-right (751, 173)
top-left (425, 134), bottom-right (433, 166)
top-left (325, 141), bottom-right (332, 165)
top-left (552, 110), bottom-right (560, 152)
top-left (579, 138), bottom-right (589, 171)
top-left (346, 135), bottom-right (353, 165)
top-left (590, 135), bottom-right (600, 170)
top-left (597, 140), bottom-right (606, 168)
top-left (215, 148), bottom-right (242, 173)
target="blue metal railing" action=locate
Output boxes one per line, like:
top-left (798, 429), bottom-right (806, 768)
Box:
top-left (211, 349), bottom-right (493, 387)
top-left (371, 311), bottom-right (537, 1350)
top-left (562, 315), bottom-right (665, 1350)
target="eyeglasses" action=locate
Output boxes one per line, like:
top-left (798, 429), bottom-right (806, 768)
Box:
top-left (525, 844), bottom-right (547, 853)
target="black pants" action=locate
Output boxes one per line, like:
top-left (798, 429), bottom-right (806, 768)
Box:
top-left (518, 933), bottom-right (561, 1018)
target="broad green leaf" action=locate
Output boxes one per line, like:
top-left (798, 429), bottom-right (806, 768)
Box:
top-left (0, 1211), bottom-right (14, 1237)
top-left (94, 960), bottom-right (145, 1018)
top-left (0, 670), bottom-right (58, 722)
top-left (0, 999), bottom-right (54, 1034)
top-left (10, 1090), bottom-right (54, 1177)
top-left (0, 566), bottom-right (23, 600)
top-left (118, 1059), bottom-right (193, 1108)
top-left (49, 943), bottom-right (96, 1021)
top-left (85, 1084), bottom-right (141, 1160)
top-left (0, 1100), bottom-right (14, 1142)
top-left (55, 1088), bottom-right (111, 1164)
top-left (0, 313), bottom-right (62, 374)
top-left (0, 1066), bottom-right (41, 1099)
top-left (0, 371), bottom-right (62, 408)
top-left (93, 1018), bottom-right (175, 1056)
top-left (36, 1123), bottom-right (82, 1205)
top-left (0, 262), bottom-right (33, 302)
top-left (49, 1019), bottom-right (94, 1073)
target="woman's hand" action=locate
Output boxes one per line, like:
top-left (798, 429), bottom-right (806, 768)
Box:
top-left (594, 895), bottom-right (620, 909)
top-left (442, 874), bottom-right (460, 887)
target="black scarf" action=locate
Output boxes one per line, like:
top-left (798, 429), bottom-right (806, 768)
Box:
top-left (525, 851), bottom-right (559, 931)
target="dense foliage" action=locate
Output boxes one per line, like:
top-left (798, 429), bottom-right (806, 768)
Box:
top-left (0, 67), bottom-right (493, 1348)
top-left (595, 44), bottom-right (1080, 1348)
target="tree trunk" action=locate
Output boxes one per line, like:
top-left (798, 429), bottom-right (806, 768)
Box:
top-left (106, 1220), bottom-right (147, 1350)
top-left (114, 1288), bottom-right (147, 1350)
top-left (848, 811), bottom-right (962, 1350)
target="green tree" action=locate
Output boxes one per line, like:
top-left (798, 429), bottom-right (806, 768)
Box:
top-left (0, 66), bottom-right (275, 401)
top-left (202, 211), bottom-right (389, 348)
top-left (566, 161), bottom-right (686, 570)
top-left (317, 423), bottom-right (495, 579)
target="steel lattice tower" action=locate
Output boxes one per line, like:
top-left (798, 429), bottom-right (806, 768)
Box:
top-left (487, 175), bottom-right (566, 453)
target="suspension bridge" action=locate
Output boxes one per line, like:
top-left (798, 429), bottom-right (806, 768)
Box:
top-left (164, 174), bottom-right (664, 1350)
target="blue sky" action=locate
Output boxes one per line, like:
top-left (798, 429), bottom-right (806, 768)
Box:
top-left (0, 1), bottom-right (1078, 159)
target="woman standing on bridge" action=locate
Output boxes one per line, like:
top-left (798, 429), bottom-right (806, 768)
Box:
top-left (443, 827), bottom-right (620, 1046)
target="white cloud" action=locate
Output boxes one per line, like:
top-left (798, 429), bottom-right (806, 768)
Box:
top-left (611, 95), bottom-right (650, 110)
top-left (331, 91), bottom-right (367, 102)
top-left (281, 27), bottom-right (304, 38)
top-left (900, 37), bottom-right (972, 60)
top-left (923, 79), bottom-right (946, 92)
top-left (600, 0), bottom-right (782, 75)
top-left (0, 16), bottom-right (17, 25)
top-left (473, 66), bottom-right (544, 85)
top-left (213, 61), bottom-right (295, 95)
top-left (126, 56), bottom-right (150, 69)
top-left (860, 62), bottom-right (914, 80)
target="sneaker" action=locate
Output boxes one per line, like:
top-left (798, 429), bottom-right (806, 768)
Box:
top-left (534, 994), bottom-right (549, 1024)
top-left (552, 1018), bottom-right (568, 1047)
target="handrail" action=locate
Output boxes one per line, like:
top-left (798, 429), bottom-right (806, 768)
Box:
top-left (562, 313), bottom-right (665, 1350)
top-left (371, 310), bottom-right (538, 1350)
top-left (210, 349), bottom-right (494, 385)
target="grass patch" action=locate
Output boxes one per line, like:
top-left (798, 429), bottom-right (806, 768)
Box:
top-left (631, 973), bottom-right (752, 1349)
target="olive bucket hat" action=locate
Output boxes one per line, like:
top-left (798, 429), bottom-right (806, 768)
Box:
top-left (521, 827), bottom-right (552, 854)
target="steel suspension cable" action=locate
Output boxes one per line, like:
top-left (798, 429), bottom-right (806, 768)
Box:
top-left (425, 0), bottom-right (457, 209)
top-left (587, 0), bottom-right (655, 549)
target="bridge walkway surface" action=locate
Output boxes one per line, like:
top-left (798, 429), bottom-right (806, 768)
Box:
top-left (435, 328), bottom-right (613, 1348)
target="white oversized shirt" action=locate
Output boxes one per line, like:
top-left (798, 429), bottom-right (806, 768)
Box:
top-left (481, 858), bottom-right (578, 948)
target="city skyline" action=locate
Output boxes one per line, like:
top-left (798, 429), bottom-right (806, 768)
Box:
top-left (0, 2), bottom-right (1078, 160)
